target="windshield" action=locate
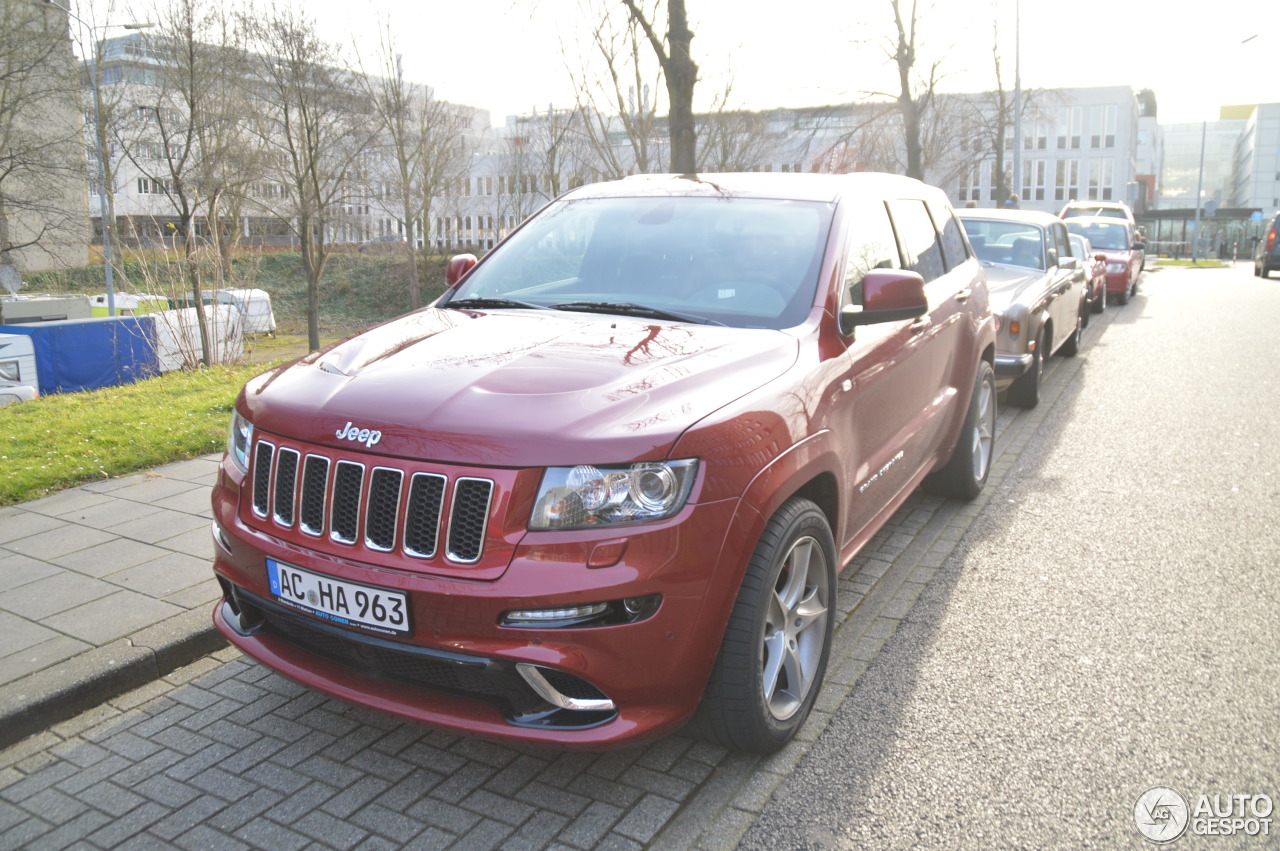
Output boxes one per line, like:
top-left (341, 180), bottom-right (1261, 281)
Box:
top-left (446, 195), bottom-right (834, 330)
top-left (1064, 206), bottom-right (1128, 220)
top-left (960, 219), bottom-right (1045, 270)
top-left (1067, 221), bottom-right (1129, 251)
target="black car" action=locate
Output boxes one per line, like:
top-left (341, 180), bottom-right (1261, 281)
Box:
top-left (1255, 213), bottom-right (1280, 279)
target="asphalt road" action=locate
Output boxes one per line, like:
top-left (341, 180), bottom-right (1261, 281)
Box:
top-left (740, 263), bottom-right (1280, 849)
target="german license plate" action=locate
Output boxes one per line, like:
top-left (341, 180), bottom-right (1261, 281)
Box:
top-left (266, 559), bottom-right (409, 637)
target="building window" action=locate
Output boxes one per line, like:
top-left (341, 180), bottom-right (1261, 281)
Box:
top-left (1059, 106), bottom-right (1080, 148)
top-left (1055, 160), bottom-right (1081, 202)
top-left (1097, 159), bottom-right (1114, 200)
top-left (137, 177), bottom-right (170, 195)
top-left (1023, 119), bottom-right (1048, 150)
top-left (959, 164), bottom-right (982, 202)
top-left (1022, 160), bottom-right (1047, 201)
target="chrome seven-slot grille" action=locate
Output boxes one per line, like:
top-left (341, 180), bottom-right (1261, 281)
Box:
top-left (250, 439), bottom-right (494, 563)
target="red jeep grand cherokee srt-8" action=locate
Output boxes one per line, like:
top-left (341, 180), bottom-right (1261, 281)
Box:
top-left (212, 173), bottom-right (997, 753)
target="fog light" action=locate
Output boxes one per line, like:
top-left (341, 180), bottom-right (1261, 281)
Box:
top-left (500, 594), bottom-right (662, 629)
top-left (622, 595), bottom-right (661, 618)
top-left (502, 603), bottom-right (609, 628)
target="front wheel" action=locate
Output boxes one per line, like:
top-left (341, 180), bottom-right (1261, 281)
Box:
top-left (689, 498), bottom-right (836, 753)
top-left (1091, 283), bottom-right (1107, 314)
top-left (1007, 329), bottom-right (1043, 409)
top-left (923, 360), bottom-right (996, 500)
top-left (1060, 303), bottom-right (1084, 358)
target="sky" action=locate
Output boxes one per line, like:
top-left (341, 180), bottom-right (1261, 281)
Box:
top-left (87, 0), bottom-right (1276, 126)
top-left (311, 0), bottom-right (1276, 126)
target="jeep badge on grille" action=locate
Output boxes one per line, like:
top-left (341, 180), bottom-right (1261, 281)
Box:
top-left (335, 421), bottom-right (383, 448)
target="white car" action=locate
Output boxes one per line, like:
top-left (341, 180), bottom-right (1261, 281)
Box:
top-left (0, 332), bottom-right (38, 405)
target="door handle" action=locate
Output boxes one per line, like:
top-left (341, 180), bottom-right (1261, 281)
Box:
top-left (909, 316), bottom-right (932, 333)
top-left (955, 288), bottom-right (972, 302)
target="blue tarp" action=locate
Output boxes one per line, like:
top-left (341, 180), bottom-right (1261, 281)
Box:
top-left (0, 316), bottom-right (159, 395)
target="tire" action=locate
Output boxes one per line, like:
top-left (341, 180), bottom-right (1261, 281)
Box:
top-left (1007, 328), bottom-right (1043, 409)
top-left (1116, 284), bottom-right (1130, 306)
top-left (923, 359), bottom-right (996, 501)
top-left (690, 498), bottom-right (836, 753)
top-left (1091, 283), bottom-right (1107, 314)
top-left (1060, 304), bottom-right (1083, 358)
top-left (1264, 264), bottom-right (1272, 280)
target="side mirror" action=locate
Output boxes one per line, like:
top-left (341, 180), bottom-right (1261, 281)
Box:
top-left (446, 254), bottom-right (478, 288)
top-left (1059, 255), bottom-right (1079, 270)
top-left (841, 269), bottom-right (928, 332)
top-left (1133, 241), bottom-right (1146, 251)
top-left (1094, 253), bottom-right (1107, 262)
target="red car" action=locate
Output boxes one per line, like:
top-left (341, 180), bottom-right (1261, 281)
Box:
top-left (1066, 217), bottom-right (1145, 304)
top-left (212, 173), bottom-right (996, 753)
top-left (1070, 233), bottom-right (1108, 316)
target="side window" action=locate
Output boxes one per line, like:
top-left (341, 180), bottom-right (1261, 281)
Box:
top-left (928, 201), bottom-right (969, 271)
top-left (1051, 224), bottom-right (1071, 265)
top-left (842, 199), bottom-right (900, 307)
top-left (887, 199), bottom-right (945, 283)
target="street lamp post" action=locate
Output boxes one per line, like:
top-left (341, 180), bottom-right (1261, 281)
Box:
top-left (1012, 0), bottom-right (1022, 207)
top-left (44, 0), bottom-right (150, 317)
top-left (1191, 120), bottom-right (1206, 262)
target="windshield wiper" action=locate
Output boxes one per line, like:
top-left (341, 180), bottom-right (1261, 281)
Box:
top-left (551, 301), bottom-right (726, 326)
top-left (445, 297), bottom-right (550, 311)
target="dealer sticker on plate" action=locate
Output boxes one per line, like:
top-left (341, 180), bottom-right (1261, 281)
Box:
top-left (267, 559), bottom-right (410, 636)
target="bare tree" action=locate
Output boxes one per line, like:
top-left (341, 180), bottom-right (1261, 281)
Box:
top-left (492, 105), bottom-right (583, 236)
top-left (961, 25), bottom-right (1016, 206)
top-left (567, 2), bottom-right (665, 178)
top-left (620, 0), bottom-right (697, 174)
top-left (0, 0), bottom-right (87, 283)
top-left (956, 24), bottom-right (1058, 207)
top-left (493, 131), bottom-right (550, 231)
top-left (116, 0), bottom-right (257, 364)
top-left (242, 3), bottom-right (378, 352)
top-left (358, 25), bottom-right (473, 309)
top-left (854, 0), bottom-right (942, 181)
top-left (695, 88), bottom-right (785, 172)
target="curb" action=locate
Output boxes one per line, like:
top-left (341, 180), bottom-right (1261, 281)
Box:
top-left (0, 608), bottom-right (226, 749)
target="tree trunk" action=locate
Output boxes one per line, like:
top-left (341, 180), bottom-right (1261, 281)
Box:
top-left (622, 0), bottom-right (698, 175)
top-left (664, 0), bottom-right (697, 174)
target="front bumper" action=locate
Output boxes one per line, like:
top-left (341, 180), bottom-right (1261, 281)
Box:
top-left (994, 353), bottom-right (1033, 378)
top-left (212, 455), bottom-right (750, 748)
top-left (1105, 270), bottom-right (1131, 293)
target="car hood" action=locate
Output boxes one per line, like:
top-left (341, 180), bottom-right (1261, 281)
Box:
top-left (241, 307), bottom-right (798, 467)
top-left (981, 265), bottom-right (1049, 311)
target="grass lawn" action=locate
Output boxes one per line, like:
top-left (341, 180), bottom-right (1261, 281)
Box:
top-left (1152, 258), bottom-right (1229, 268)
top-left (0, 361), bottom-right (282, 506)
top-left (4, 250), bottom-right (434, 506)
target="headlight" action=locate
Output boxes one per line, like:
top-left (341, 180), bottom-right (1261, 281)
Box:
top-left (0, 360), bottom-right (19, 383)
top-left (530, 460), bottom-right (698, 530)
top-left (1106, 262), bottom-right (1127, 274)
top-left (228, 409), bottom-right (254, 474)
